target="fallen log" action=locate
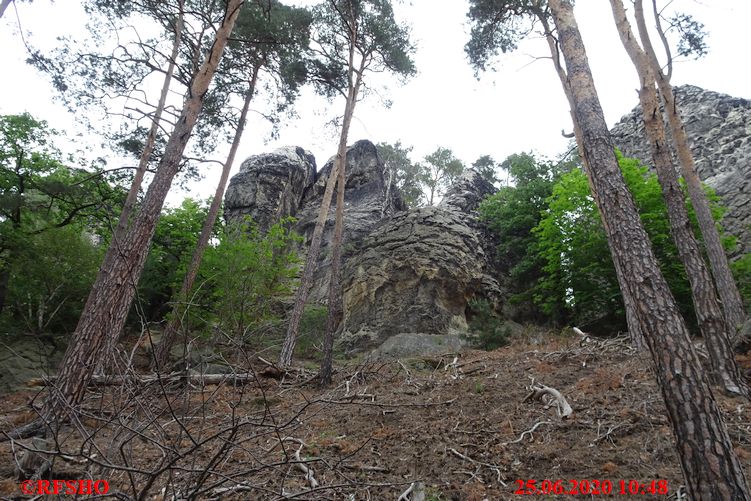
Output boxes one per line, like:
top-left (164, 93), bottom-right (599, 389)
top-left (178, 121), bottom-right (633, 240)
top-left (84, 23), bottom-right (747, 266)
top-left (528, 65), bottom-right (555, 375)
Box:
top-left (27, 372), bottom-right (258, 387)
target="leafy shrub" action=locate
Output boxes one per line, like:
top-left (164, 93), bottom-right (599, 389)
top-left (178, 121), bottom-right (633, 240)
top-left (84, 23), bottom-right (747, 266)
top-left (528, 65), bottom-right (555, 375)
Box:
top-left (532, 152), bottom-right (723, 332)
top-left (190, 217), bottom-right (302, 339)
top-left (467, 298), bottom-right (509, 350)
top-left (294, 305), bottom-right (328, 360)
top-left (2, 224), bottom-right (101, 335)
top-left (732, 253), bottom-right (751, 313)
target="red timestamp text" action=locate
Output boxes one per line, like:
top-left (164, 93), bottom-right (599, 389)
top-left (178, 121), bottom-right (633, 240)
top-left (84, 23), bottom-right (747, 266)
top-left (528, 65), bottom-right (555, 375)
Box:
top-left (514, 479), bottom-right (669, 496)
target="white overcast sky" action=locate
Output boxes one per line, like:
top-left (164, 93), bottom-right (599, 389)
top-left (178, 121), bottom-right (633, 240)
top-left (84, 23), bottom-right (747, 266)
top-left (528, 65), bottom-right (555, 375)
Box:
top-left (1, 0), bottom-right (749, 204)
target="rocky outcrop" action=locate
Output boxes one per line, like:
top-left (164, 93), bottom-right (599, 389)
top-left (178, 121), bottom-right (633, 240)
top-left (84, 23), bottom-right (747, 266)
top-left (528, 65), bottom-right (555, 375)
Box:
top-left (337, 169), bottom-right (504, 353)
top-left (611, 85), bottom-right (751, 255)
top-left (224, 144), bottom-right (504, 355)
top-left (0, 337), bottom-right (64, 394)
top-left (224, 146), bottom-right (316, 231)
top-left (293, 140), bottom-right (406, 302)
top-left (224, 140), bottom-right (406, 302)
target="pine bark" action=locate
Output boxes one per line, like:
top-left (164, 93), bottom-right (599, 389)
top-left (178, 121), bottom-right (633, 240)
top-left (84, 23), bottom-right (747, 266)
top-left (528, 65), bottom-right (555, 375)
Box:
top-left (610, 0), bottom-right (748, 397)
top-left (633, 0), bottom-right (747, 333)
top-left (318, 145), bottom-right (346, 387)
top-left (47, 0), bottom-right (244, 418)
top-left (153, 65), bottom-right (259, 370)
top-left (548, 0), bottom-right (751, 498)
top-left (536, 11), bottom-right (646, 349)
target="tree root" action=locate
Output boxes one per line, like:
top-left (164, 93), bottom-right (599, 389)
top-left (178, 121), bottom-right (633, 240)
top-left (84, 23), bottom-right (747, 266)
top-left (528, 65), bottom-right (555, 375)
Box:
top-left (524, 382), bottom-right (573, 418)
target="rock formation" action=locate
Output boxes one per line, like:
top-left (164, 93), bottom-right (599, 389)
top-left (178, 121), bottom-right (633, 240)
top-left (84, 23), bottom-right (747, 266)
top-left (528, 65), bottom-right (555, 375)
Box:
top-left (223, 84), bottom-right (751, 357)
top-left (224, 141), bottom-right (503, 354)
top-left (293, 139), bottom-right (406, 302)
top-left (338, 169), bottom-right (504, 353)
top-left (610, 85), bottom-right (751, 256)
top-left (224, 146), bottom-right (316, 232)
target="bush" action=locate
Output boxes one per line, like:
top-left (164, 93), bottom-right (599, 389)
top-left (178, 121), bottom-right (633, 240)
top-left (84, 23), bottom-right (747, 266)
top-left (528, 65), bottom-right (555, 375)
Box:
top-left (294, 305), bottom-right (328, 360)
top-left (467, 298), bottom-right (509, 351)
top-left (732, 253), bottom-right (751, 313)
top-left (189, 217), bottom-right (302, 339)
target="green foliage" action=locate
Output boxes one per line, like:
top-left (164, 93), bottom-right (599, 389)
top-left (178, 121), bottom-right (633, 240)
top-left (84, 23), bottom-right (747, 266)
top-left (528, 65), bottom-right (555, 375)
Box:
top-left (0, 113), bottom-right (122, 334)
top-left (138, 198), bottom-right (210, 321)
top-left (533, 152), bottom-right (713, 331)
top-left (669, 13), bottom-right (709, 59)
top-left (420, 147), bottom-right (465, 205)
top-left (472, 154), bottom-right (502, 187)
top-left (308, 0), bottom-right (416, 98)
top-left (193, 217), bottom-right (302, 339)
top-left (4, 225), bottom-right (101, 335)
top-left (294, 305), bottom-right (328, 360)
top-left (376, 141), bottom-right (425, 208)
top-left (467, 298), bottom-right (510, 351)
top-left (465, 0), bottom-right (544, 75)
top-left (731, 253), bottom-right (751, 312)
top-left (479, 153), bottom-right (569, 320)
top-left (203, 0), bottom-right (313, 144)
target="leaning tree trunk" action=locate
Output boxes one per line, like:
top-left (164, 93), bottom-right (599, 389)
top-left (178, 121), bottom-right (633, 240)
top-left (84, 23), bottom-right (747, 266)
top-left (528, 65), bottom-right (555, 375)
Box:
top-left (47, 0), bottom-right (244, 419)
top-left (319, 79), bottom-right (364, 385)
top-left (108, 0), bottom-right (184, 264)
top-left (610, 0), bottom-right (748, 397)
top-left (318, 144), bottom-right (346, 387)
top-left (548, 0), bottom-right (751, 498)
top-left (538, 12), bottom-right (646, 350)
top-left (319, 18), bottom-right (365, 386)
top-left (633, 0), bottom-right (747, 333)
top-left (153, 66), bottom-right (259, 370)
top-left (279, 143), bottom-right (343, 367)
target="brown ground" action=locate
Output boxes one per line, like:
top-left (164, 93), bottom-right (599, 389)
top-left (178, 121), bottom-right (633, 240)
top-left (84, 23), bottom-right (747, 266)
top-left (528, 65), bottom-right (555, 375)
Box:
top-left (2, 330), bottom-right (751, 500)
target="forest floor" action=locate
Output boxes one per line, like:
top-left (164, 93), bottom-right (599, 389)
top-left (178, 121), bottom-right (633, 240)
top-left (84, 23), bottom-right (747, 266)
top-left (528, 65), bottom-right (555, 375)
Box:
top-left (2, 329), bottom-right (751, 500)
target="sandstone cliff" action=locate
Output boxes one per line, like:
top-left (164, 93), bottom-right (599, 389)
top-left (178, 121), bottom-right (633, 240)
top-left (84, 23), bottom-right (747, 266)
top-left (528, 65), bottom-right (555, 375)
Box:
top-left (224, 140), bottom-right (504, 354)
top-left (611, 85), bottom-right (751, 256)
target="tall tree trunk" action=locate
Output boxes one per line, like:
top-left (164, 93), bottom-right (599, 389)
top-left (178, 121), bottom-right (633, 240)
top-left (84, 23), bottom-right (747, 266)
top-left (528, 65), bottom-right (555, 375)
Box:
top-left (278, 144), bottom-right (343, 367)
top-left (548, 1), bottom-right (751, 498)
top-left (318, 143), bottom-right (346, 387)
top-left (153, 66), bottom-right (259, 370)
top-left (319, 9), bottom-right (363, 386)
top-left (537, 11), bottom-right (646, 349)
top-left (633, 0), bottom-right (747, 333)
top-left (610, 0), bottom-right (748, 397)
top-left (107, 1), bottom-right (184, 261)
top-left (47, 0), bottom-right (244, 418)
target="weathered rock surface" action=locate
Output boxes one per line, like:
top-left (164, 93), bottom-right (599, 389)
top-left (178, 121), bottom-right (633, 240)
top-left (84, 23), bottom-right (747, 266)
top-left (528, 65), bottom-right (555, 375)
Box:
top-left (0, 336), bottom-right (64, 394)
top-left (338, 169), bottom-right (504, 353)
top-left (371, 333), bottom-right (465, 359)
top-left (611, 85), bottom-right (751, 255)
top-left (224, 146), bottom-right (316, 231)
top-left (293, 140), bottom-right (406, 302)
top-left (225, 143), bottom-right (504, 355)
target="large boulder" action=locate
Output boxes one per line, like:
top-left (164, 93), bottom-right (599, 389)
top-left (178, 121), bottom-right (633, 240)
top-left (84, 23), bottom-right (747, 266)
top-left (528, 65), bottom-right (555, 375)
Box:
top-left (610, 85), bottom-right (751, 256)
top-left (0, 336), bottom-right (65, 394)
top-left (338, 169), bottom-right (504, 353)
top-left (224, 146), bottom-right (316, 231)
